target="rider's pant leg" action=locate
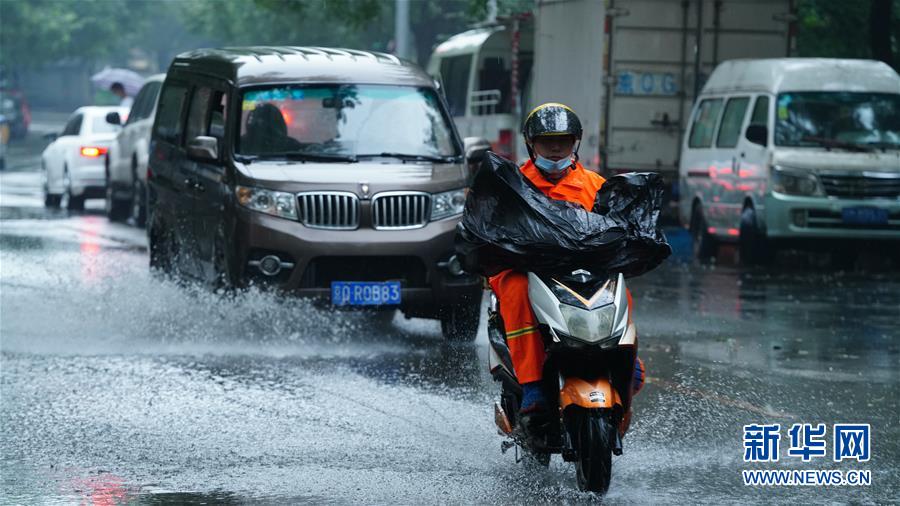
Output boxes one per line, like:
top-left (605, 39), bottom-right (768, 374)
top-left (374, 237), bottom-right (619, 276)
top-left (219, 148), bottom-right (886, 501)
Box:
top-left (489, 269), bottom-right (545, 384)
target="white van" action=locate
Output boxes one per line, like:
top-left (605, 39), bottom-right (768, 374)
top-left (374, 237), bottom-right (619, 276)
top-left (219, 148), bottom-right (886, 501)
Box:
top-left (427, 23), bottom-right (534, 164)
top-left (679, 58), bottom-right (900, 263)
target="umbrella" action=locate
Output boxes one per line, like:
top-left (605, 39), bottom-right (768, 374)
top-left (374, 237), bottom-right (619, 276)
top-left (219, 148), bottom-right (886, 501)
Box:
top-left (90, 67), bottom-right (145, 96)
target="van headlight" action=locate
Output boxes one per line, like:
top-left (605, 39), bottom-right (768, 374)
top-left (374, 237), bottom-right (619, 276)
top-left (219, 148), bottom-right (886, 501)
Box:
top-left (431, 188), bottom-right (466, 220)
top-left (771, 166), bottom-right (824, 197)
top-left (236, 185), bottom-right (298, 220)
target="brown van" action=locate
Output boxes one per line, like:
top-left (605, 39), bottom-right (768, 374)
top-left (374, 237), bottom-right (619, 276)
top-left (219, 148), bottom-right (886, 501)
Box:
top-left (147, 47), bottom-right (484, 340)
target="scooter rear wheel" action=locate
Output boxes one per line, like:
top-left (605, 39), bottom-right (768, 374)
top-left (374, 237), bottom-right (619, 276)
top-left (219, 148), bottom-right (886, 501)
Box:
top-left (566, 407), bottom-right (614, 494)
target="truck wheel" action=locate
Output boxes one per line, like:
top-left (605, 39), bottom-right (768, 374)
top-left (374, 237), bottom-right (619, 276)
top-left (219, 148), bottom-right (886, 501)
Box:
top-left (690, 206), bottom-right (717, 263)
top-left (440, 302), bottom-right (480, 342)
top-left (739, 207), bottom-right (772, 266)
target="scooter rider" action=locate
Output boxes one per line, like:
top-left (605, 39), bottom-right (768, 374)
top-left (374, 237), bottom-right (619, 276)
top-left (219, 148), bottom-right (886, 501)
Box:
top-left (488, 103), bottom-right (645, 431)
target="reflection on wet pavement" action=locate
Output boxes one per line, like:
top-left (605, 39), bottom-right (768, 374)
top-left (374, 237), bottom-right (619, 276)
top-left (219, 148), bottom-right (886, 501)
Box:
top-left (1, 177), bottom-right (899, 503)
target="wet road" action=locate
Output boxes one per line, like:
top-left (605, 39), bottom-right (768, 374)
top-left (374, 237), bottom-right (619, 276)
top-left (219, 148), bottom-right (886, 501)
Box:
top-left (1, 131), bottom-right (899, 504)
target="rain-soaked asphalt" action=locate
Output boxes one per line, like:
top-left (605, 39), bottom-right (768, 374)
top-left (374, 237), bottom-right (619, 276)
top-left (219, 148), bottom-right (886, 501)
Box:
top-left (1, 128), bottom-right (899, 504)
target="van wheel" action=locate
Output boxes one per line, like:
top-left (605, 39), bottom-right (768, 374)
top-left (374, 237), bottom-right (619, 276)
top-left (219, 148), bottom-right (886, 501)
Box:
top-left (690, 206), bottom-right (717, 263)
top-left (105, 184), bottom-right (129, 221)
top-left (149, 221), bottom-right (175, 276)
top-left (130, 158), bottom-right (147, 228)
top-left (212, 225), bottom-right (239, 290)
top-left (440, 302), bottom-right (480, 342)
top-left (130, 178), bottom-right (147, 228)
top-left (739, 207), bottom-right (772, 266)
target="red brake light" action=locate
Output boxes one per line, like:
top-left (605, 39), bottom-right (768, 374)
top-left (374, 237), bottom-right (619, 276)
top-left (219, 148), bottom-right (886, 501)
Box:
top-left (80, 146), bottom-right (108, 157)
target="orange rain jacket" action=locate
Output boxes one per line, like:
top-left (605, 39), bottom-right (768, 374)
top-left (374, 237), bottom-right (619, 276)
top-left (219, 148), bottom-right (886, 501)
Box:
top-left (488, 159), bottom-right (607, 384)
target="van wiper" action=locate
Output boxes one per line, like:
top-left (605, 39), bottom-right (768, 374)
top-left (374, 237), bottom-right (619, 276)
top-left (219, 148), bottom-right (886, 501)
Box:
top-left (234, 154), bottom-right (258, 164)
top-left (356, 152), bottom-right (459, 163)
top-left (800, 136), bottom-right (876, 153)
top-left (864, 141), bottom-right (900, 151)
top-left (262, 151), bottom-right (358, 163)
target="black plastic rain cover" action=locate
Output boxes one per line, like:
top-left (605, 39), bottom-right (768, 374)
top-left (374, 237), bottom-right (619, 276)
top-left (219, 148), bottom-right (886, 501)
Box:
top-left (455, 152), bottom-right (671, 278)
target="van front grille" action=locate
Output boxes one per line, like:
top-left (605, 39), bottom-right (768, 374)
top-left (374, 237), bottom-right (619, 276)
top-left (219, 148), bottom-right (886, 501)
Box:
top-left (372, 192), bottom-right (430, 230)
top-left (297, 192), bottom-right (359, 230)
top-left (819, 173), bottom-right (900, 199)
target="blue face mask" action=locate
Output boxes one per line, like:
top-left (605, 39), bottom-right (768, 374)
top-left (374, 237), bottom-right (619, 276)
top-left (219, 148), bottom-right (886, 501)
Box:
top-left (534, 154), bottom-right (573, 174)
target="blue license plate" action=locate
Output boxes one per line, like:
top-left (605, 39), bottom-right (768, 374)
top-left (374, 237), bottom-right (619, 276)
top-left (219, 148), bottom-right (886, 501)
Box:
top-left (331, 281), bottom-right (401, 306)
top-left (841, 207), bottom-right (888, 225)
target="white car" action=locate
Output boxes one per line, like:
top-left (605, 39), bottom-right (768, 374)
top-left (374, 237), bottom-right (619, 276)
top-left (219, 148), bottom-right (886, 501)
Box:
top-left (43, 106), bottom-right (128, 210)
top-left (105, 74), bottom-right (164, 226)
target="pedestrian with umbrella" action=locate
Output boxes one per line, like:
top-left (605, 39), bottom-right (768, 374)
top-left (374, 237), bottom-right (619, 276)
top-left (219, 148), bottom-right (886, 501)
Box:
top-left (90, 67), bottom-right (144, 109)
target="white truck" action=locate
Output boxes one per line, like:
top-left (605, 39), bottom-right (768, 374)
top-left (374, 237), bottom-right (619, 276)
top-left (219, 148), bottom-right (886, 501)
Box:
top-left (431, 0), bottom-right (795, 207)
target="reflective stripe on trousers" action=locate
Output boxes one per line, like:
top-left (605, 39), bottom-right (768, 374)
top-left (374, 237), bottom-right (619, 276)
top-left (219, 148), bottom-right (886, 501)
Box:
top-left (489, 269), bottom-right (545, 384)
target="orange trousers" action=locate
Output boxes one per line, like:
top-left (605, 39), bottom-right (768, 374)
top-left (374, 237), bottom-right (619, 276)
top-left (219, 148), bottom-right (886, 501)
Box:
top-left (490, 269), bottom-right (643, 390)
top-left (489, 270), bottom-right (545, 383)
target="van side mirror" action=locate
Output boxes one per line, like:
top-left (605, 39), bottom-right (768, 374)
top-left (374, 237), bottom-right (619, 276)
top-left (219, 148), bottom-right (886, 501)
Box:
top-left (463, 136), bottom-right (491, 182)
top-left (187, 135), bottom-right (218, 161)
top-left (105, 112), bottom-right (122, 126)
top-left (745, 125), bottom-right (768, 146)
top-left (464, 136), bottom-right (491, 163)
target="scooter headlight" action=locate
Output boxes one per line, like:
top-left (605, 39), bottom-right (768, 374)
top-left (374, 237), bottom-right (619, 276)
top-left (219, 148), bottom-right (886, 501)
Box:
top-left (558, 303), bottom-right (615, 344)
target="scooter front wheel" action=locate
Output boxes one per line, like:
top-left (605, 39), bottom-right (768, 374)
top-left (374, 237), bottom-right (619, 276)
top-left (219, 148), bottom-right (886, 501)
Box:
top-left (566, 407), bottom-right (614, 494)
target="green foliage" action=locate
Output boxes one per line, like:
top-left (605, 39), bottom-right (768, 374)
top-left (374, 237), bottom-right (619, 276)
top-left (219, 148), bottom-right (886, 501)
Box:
top-left (181, 0), bottom-right (394, 51)
top-left (465, 0), bottom-right (534, 21)
top-left (796, 0), bottom-right (899, 69)
top-left (0, 0), bottom-right (526, 70)
top-left (0, 0), bottom-right (143, 67)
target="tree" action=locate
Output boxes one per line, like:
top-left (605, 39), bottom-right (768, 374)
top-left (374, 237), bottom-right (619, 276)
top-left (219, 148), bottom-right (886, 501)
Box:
top-left (797, 0), bottom-right (899, 71)
top-left (0, 0), bottom-right (529, 72)
top-left (0, 0), bottom-right (153, 68)
top-left (869, 0), bottom-right (895, 67)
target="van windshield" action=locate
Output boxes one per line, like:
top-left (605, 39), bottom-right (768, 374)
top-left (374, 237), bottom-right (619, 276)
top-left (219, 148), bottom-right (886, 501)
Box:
top-left (774, 92), bottom-right (900, 149)
top-left (237, 84), bottom-right (460, 159)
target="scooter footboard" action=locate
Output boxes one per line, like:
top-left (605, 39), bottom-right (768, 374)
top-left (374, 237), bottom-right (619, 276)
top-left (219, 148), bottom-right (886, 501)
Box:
top-left (559, 377), bottom-right (622, 410)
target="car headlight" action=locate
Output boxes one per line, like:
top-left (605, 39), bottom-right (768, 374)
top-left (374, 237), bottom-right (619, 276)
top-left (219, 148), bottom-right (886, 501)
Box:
top-left (235, 185), bottom-right (298, 220)
top-left (558, 303), bottom-right (616, 345)
top-left (771, 166), bottom-right (824, 196)
top-left (431, 188), bottom-right (466, 221)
